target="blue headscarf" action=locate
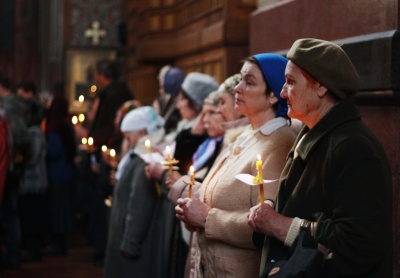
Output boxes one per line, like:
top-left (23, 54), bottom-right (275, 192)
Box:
top-left (253, 53), bottom-right (288, 118)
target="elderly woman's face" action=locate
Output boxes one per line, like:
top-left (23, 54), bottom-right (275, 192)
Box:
top-left (280, 61), bottom-right (321, 123)
top-left (234, 61), bottom-right (269, 118)
top-left (217, 91), bottom-right (241, 122)
top-left (202, 103), bottom-right (225, 138)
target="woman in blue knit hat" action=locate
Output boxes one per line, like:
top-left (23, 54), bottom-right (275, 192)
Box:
top-left (175, 54), bottom-right (297, 277)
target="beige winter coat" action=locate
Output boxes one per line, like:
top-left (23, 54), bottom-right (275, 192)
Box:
top-left (196, 118), bottom-right (296, 278)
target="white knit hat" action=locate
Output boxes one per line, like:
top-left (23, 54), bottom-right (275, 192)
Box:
top-left (120, 106), bottom-right (165, 134)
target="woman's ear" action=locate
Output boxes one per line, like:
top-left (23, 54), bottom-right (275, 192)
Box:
top-left (317, 84), bottom-right (329, 98)
top-left (269, 91), bottom-right (278, 106)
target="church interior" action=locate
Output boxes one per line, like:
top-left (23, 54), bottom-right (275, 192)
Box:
top-left (0, 0), bottom-right (399, 276)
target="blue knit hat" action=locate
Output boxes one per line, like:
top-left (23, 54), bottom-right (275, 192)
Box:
top-left (163, 67), bottom-right (185, 96)
top-left (253, 53), bottom-right (288, 118)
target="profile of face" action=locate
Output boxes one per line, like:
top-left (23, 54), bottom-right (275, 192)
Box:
top-left (217, 91), bottom-right (241, 122)
top-left (280, 60), bottom-right (321, 123)
top-left (176, 92), bottom-right (198, 121)
top-left (234, 61), bottom-right (276, 119)
top-left (202, 103), bottom-right (225, 138)
top-left (123, 131), bottom-right (142, 148)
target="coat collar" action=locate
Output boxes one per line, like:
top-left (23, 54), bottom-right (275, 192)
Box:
top-left (292, 98), bottom-right (361, 161)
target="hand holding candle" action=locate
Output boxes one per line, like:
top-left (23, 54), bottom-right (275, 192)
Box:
top-left (252, 154), bottom-right (265, 204)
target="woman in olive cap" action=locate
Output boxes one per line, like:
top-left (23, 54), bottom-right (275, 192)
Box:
top-left (248, 38), bottom-right (392, 277)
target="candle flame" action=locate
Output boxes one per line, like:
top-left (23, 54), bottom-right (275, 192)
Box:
top-left (78, 114), bottom-right (85, 122)
top-left (72, 116), bottom-right (78, 125)
top-left (257, 154), bottom-right (261, 161)
top-left (110, 149), bottom-right (116, 158)
top-left (78, 95), bottom-right (84, 102)
top-left (190, 165), bottom-right (194, 173)
top-left (145, 139), bottom-right (151, 148)
top-left (88, 137), bottom-right (94, 146)
top-left (82, 137), bottom-right (87, 145)
top-left (101, 145), bottom-right (107, 152)
top-left (166, 145), bottom-right (170, 152)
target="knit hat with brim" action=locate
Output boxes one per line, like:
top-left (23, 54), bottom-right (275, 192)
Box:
top-left (286, 38), bottom-right (360, 99)
top-left (181, 72), bottom-right (219, 107)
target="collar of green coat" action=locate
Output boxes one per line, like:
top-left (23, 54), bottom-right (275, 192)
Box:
top-left (291, 98), bottom-right (361, 162)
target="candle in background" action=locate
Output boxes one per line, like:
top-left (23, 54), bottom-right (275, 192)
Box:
top-left (88, 137), bottom-right (94, 151)
top-left (78, 113), bottom-right (85, 124)
top-left (145, 139), bottom-right (152, 154)
top-left (109, 149), bottom-right (117, 170)
top-left (255, 154), bottom-right (264, 204)
top-left (72, 116), bottom-right (78, 125)
top-left (78, 95), bottom-right (85, 103)
top-left (81, 137), bottom-right (87, 145)
top-left (189, 165), bottom-right (195, 198)
top-left (101, 145), bottom-right (108, 152)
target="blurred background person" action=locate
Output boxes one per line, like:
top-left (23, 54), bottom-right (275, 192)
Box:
top-left (167, 89), bottom-right (225, 278)
top-left (43, 94), bottom-right (78, 257)
top-left (146, 72), bottom-right (218, 278)
top-left (104, 106), bottom-right (165, 278)
top-left (0, 72), bottom-right (30, 270)
top-left (86, 99), bottom-right (141, 267)
top-left (16, 81), bottom-right (48, 263)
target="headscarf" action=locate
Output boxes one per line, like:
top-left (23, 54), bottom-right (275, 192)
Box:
top-left (253, 53), bottom-right (288, 118)
top-left (120, 106), bottom-right (165, 135)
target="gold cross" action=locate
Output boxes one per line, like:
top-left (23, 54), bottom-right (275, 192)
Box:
top-left (84, 21), bottom-right (107, 45)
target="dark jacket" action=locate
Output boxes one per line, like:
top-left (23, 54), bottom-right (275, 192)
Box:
top-left (268, 98), bottom-right (392, 277)
top-left (104, 153), bottom-right (159, 278)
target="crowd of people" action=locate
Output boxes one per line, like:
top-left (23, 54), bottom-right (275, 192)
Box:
top-left (0, 38), bottom-right (393, 278)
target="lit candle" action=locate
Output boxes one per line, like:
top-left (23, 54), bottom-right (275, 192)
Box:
top-left (72, 116), bottom-right (78, 125)
top-left (78, 113), bottom-right (85, 124)
top-left (189, 165), bottom-right (195, 198)
top-left (253, 154), bottom-right (264, 204)
top-left (165, 145), bottom-right (171, 161)
top-left (109, 148), bottom-right (117, 170)
top-left (78, 95), bottom-right (84, 102)
top-left (81, 137), bottom-right (87, 145)
top-left (88, 137), bottom-right (94, 151)
top-left (165, 145), bottom-right (173, 173)
top-left (145, 139), bottom-right (152, 154)
top-left (101, 145), bottom-right (107, 152)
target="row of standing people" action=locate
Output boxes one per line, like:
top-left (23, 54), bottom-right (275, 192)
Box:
top-left (99, 38), bottom-right (392, 278)
top-left (100, 54), bottom-right (298, 277)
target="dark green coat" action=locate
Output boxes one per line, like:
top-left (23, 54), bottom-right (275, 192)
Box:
top-left (104, 153), bottom-right (159, 278)
top-left (269, 99), bottom-right (392, 277)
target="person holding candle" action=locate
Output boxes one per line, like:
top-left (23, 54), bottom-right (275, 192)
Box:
top-left (103, 106), bottom-right (165, 278)
top-left (247, 39), bottom-right (392, 277)
top-left (167, 89), bottom-right (226, 278)
top-left (175, 54), bottom-right (297, 277)
top-left (145, 72), bottom-right (218, 278)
